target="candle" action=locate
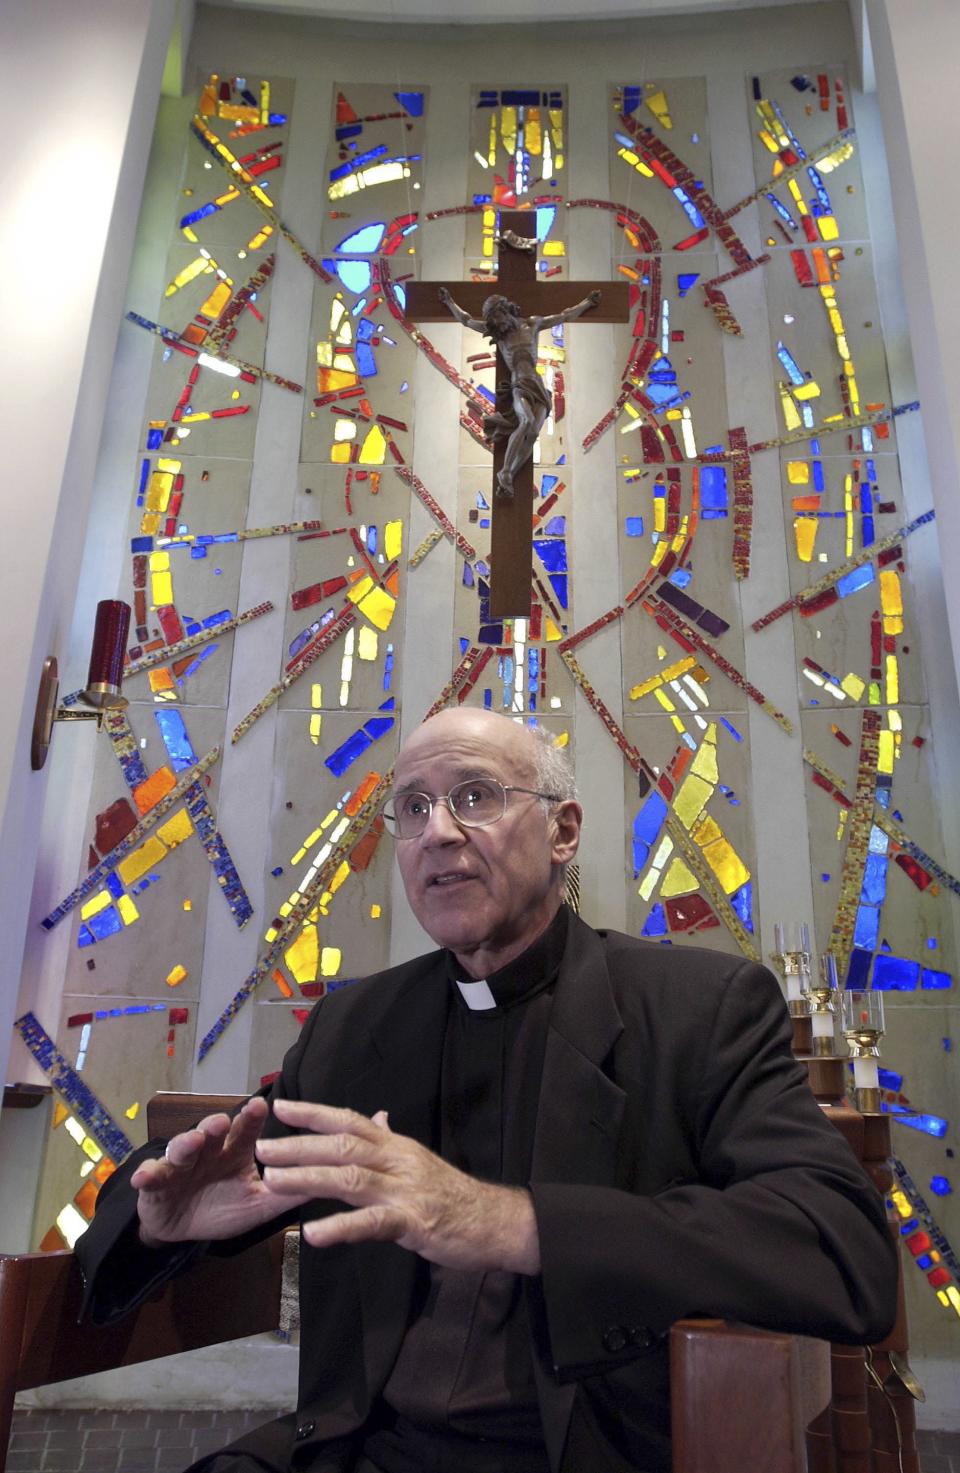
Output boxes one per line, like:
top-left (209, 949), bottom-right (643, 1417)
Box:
top-left (812, 1011), bottom-right (834, 1040)
top-left (853, 1056), bottom-right (879, 1091)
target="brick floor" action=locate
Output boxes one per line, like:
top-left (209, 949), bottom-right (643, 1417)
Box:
top-left (7, 1411), bottom-right (960, 1472)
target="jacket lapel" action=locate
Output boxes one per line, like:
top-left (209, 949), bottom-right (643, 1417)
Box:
top-left (529, 914), bottom-right (626, 1471)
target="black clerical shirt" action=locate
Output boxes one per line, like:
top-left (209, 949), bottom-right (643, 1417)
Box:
top-left (360, 906), bottom-right (570, 1473)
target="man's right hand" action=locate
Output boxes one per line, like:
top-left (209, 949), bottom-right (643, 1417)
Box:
top-left (130, 1096), bottom-right (305, 1247)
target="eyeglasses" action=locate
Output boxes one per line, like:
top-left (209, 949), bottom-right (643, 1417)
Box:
top-left (382, 777), bottom-right (563, 840)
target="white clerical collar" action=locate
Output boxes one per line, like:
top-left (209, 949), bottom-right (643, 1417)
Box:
top-left (455, 978), bottom-right (497, 1011)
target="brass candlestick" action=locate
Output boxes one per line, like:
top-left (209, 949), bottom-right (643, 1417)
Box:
top-left (808, 952), bottom-right (839, 1057)
top-left (841, 989), bottom-right (885, 1114)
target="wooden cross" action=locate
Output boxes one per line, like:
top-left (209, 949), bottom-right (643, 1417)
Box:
top-left (404, 210), bottom-right (629, 619)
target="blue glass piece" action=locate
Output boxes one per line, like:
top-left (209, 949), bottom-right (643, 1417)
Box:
top-left (180, 202), bottom-right (218, 229)
top-left (872, 954), bottom-right (920, 990)
top-left (130, 535), bottom-right (153, 554)
top-left (877, 1067), bottom-right (903, 1091)
top-left (898, 1219), bottom-right (919, 1235)
top-left (501, 90), bottom-right (540, 105)
top-left (894, 1112), bottom-right (948, 1139)
top-left (845, 948), bottom-right (873, 988)
top-left (77, 924), bottom-right (95, 948)
top-left (268, 113), bottom-right (287, 126)
top-left (634, 792), bottom-right (668, 847)
top-left (540, 474), bottom-right (559, 497)
top-left (203, 609), bottom-right (232, 628)
top-left (392, 282), bottom-right (406, 312)
top-left (483, 688), bottom-right (492, 708)
top-left (473, 194), bottom-right (492, 205)
top-left (533, 539), bottom-right (567, 573)
top-left (394, 90), bottom-right (424, 116)
top-left (625, 517), bottom-right (645, 537)
top-left (853, 904), bottom-right (880, 951)
top-left (462, 563), bottom-right (475, 588)
top-left (642, 904), bottom-right (668, 937)
top-left (366, 525), bottom-right (378, 555)
top-left (862, 852), bottom-right (888, 906)
top-left (719, 718), bottom-right (743, 743)
top-left (335, 123), bottom-right (362, 142)
top-left (672, 187), bottom-right (705, 230)
top-left (669, 569), bottom-right (692, 588)
top-left (915, 1253), bottom-right (934, 1270)
top-left (147, 428), bottom-right (163, 450)
top-left (479, 623), bottom-right (503, 645)
top-left (699, 466), bottom-right (728, 508)
top-left (677, 273), bottom-right (699, 297)
top-left (921, 968), bottom-right (952, 990)
top-left (776, 342), bottom-right (805, 386)
top-left (622, 86), bottom-right (642, 116)
top-left (731, 881), bottom-right (753, 931)
top-left (547, 573), bottom-right (568, 608)
top-left (105, 871), bottom-right (124, 900)
top-left (812, 461), bottom-right (825, 493)
top-left (325, 728), bottom-right (373, 778)
top-left (765, 194), bottom-right (797, 229)
top-left (930, 1176), bottom-right (952, 1196)
top-left (155, 710), bottom-right (198, 772)
top-left (364, 713), bottom-right (395, 741)
top-left (88, 906), bottom-right (123, 941)
top-left (535, 206), bottom-right (556, 242)
top-left (335, 260), bottom-right (372, 294)
top-left (356, 319), bottom-right (376, 343)
top-left (356, 343), bottom-right (377, 377)
top-left (336, 222), bottom-right (386, 253)
top-left (632, 838), bottom-right (649, 875)
top-left (836, 563), bottom-right (876, 598)
top-left (330, 144), bottom-right (387, 182)
top-left (544, 516), bottom-right (566, 535)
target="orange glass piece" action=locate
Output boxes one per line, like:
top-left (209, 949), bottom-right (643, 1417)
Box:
top-left (74, 1180), bottom-right (100, 1220)
top-left (39, 1225), bottom-right (66, 1253)
top-left (272, 968), bottom-right (294, 998)
top-left (133, 766), bottom-right (177, 815)
top-left (345, 770), bottom-right (381, 816)
top-left (93, 1160), bottom-right (116, 1185)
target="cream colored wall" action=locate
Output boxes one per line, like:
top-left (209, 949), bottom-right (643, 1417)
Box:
top-left (11, 0), bottom-right (960, 1426)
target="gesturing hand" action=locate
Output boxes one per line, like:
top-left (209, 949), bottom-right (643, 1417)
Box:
top-left (256, 1099), bottom-right (541, 1275)
top-left (131, 1097), bottom-right (308, 1247)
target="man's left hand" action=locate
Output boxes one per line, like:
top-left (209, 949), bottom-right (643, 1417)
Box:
top-left (256, 1099), bottom-right (541, 1274)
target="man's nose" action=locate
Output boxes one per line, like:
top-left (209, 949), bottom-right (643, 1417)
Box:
top-left (420, 797), bottom-right (467, 845)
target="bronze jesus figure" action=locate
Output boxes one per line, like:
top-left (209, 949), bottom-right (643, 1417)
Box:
top-left (438, 285), bottom-right (602, 497)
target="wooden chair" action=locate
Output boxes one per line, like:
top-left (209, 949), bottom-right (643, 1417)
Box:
top-left (0, 1092), bottom-right (832, 1473)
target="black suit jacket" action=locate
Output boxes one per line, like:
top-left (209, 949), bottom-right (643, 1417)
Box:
top-left (78, 913), bottom-right (897, 1472)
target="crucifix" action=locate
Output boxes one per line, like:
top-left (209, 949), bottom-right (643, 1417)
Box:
top-left (403, 210), bottom-right (629, 618)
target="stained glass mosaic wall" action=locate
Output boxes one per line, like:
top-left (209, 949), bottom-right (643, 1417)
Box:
top-left (18, 11), bottom-right (959, 1377)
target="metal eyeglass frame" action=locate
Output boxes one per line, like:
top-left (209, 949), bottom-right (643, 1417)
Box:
top-left (381, 778), bottom-right (564, 840)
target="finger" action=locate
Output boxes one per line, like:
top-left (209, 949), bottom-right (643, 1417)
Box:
top-left (256, 1128), bottom-right (384, 1170)
top-left (261, 1163), bottom-right (383, 1202)
top-left (270, 1098), bottom-right (384, 1143)
top-left (220, 1096), bottom-right (269, 1154)
top-left (302, 1204), bottom-right (410, 1250)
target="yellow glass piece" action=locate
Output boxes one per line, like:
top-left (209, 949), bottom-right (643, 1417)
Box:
top-left (312, 683), bottom-right (323, 708)
top-left (525, 108), bottom-right (542, 155)
top-left (691, 812), bottom-right (722, 849)
top-left (149, 550), bottom-right (170, 572)
top-left (148, 668), bottom-right (174, 693)
top-left (488, 113), bottom-right (497, 165)
top-left (166, 257), bottom-right (209, 296)
top-left (384, 519), bottom-right (403, 561)
top-left (183, 899), bottom-right (192, 912)
top-left (151, 572), bottom-right (173, 606)
top-left (358, 585), bottom-right (396, 631)
top-left (661, 857), bottom-right (698, 897)
top-left (544, 617), bottom-right (563, 642)
top-left (674, 774), bottom-right (713, 829)
top-left (359, 424), bottom-right (387, 464)
top-left (56, 1203), bottom-right (90, 1250)
top-left (157, 808), bottom-right (193, 850)
top-left (285, 925), bottom-right (319, 985)
top-left (317, 365), bottom-right (359, 393)
top-left (793, 381), bottom-right (821, 401)
top-left (117, 835), bottom-right (168, 887)
top-left (166, 964), bottom-right (188, 987)
top-left (124, 1102), bottom-right (140, 1122)
top-left (654, 687), bottom-right (676, 713)
top-left (787, 462), bottom-right (810, 485)
top-left (117, 894), bottom-right (140, 926)
top-left (779, 389), bottom-right (801, 431)
top-left (817, 215), bottom-right (839, 241)
top-left (819, 142), bottom-right (855, 173)
top-left (500, 106), bottom-right (517, 156)
top-left (757, 129), bottom-right (779, 154)
top-left (248, 225), bottom-right (273, 249)
top-left (880, 570), bottom-right (903, 633)
top-left (320, 946), bottom-right (342, 978)
top-left (370, 904), bottom-right (382, 919)
top-left (259, 79), bottom-right (270, 125)
top-left (542, 241), bottom-right (565, 257)
top-left (794, 517), bottom-right (817, 563)
top-left (885, 656), bottom-right (899, 705)
top-left (218, 102), bottom-right (259, 123)
top-left (702, 836), bottom-right (750, 895)
top-left (867, 681), bottom-right (881, 705)
top-left (348, 575), bottom-right (373, 607)
top-left (645, 89), bottom-right (673, 128)
top-left (877, 729), bottom-right (895, 776)
top-left (841, 672), bottom-right (866, 700)
top-left (80, 890), bottom-right (112, 920)
top-left (787, 178), bottom-right (807, 212)
top-left (330, 443), bottom-right (351, 464)
top-left (358, 626), bottom-right (378, 661)
top-left (200, 280), bottom-right (232, 318)
top-left (336, 318), bottom-right (353, 346)
top-left (146, 471), bottom-right (174, 512)
top-left (52, 1102), bottom-right (69, 1129)
top-left (199, 78), bottom-right (218, 115)
top-left (309, 714), bottom-right (323, 745)
top-left (690, 733), bottom-right (718, 784)
top-left (81, 1136), bottom-right (102, 1162)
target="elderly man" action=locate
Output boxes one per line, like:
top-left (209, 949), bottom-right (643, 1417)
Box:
top-left (78, 707), bottom-right (897, 1473)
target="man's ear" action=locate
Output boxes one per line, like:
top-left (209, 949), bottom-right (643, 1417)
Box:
top-left (550, 800), bottom-right (582, 869)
